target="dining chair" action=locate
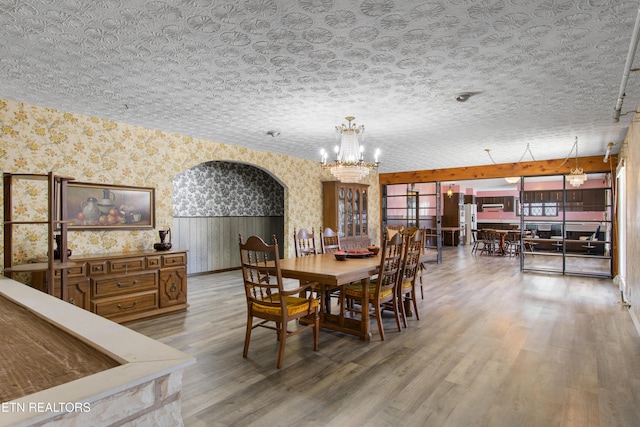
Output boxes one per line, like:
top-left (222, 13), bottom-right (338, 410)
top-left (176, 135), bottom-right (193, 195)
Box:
top-left (320, 227), bottom-right (341, 254)
top-left (397, 227), bottom-right (422, 328)
top-left (470, 229), bottom-right (483, 254)
top-left (417, 227), bottom-right (430, 299)
top-left (238, 234), bottom-right (319, 369)
top-left (295, 226), bottom-right (339, 314)
top-left (480, 230), bottom-right (500, 256)
top-left (294, 227), bottom-right (317, 257)
top-left (343, 231), bottom-right (404, 340)
top-left (504, 231), bottom-right (520, 257)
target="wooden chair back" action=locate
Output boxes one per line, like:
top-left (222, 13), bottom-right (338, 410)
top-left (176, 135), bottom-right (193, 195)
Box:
top-left (239, 234), bottom-right (283, 311)
top-left (320, 227), bottom-right (341, 254)
top-left (294, 227), bottom-right (317, 257)
top-left (376, 231), bottom-right (404, 300)
top-left (400, 228), bottom-right (422, 288)
top-left (397, 228), bottom-right (423, 325)
top-left (385, 224), bottom-right (404, 241)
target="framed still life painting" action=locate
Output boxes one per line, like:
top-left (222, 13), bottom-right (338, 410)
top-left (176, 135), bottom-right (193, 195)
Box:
top-left (64, 182), bottom-right (155, 229)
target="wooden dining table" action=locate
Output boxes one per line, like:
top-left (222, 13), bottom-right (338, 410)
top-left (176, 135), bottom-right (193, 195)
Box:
top-left (277, 253), bottom-right (380, 341)
top-left (492, 229), bottom-right (521, 255)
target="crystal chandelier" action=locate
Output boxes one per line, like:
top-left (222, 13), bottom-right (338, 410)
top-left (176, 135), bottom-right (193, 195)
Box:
top-left (566, 136), bottom-right (587, 187)
top-left (320, 116), bottom-right (379, 183)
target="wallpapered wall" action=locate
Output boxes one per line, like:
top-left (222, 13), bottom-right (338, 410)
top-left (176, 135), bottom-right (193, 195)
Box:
top-left (173, 161), bottom-right (284, 217)
top-left (0, 98), bottom-right (381, 272)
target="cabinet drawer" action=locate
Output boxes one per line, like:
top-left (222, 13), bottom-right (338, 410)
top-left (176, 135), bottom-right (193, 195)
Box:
top-left (54, 263), bottom-right (86, 278)
top-left (146, 256), bottom-right (161, 269)
top-left (92, 272), bottom-right (157, 298)
top-left (91, 292), bottom-right (158, 319)
top-left (162, 253), bottom-right (186, 268)
top-left (87, 260), bottom-right (108, 276)
top-left (109, 257), bottom-right (145, 274)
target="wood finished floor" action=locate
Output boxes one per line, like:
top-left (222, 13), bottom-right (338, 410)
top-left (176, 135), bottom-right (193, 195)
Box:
top-left (128, 247), bottom-right (640, 427)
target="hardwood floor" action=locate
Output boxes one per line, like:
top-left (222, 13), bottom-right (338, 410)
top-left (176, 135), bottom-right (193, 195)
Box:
top-left (128, 247), bottom-right (640, 427)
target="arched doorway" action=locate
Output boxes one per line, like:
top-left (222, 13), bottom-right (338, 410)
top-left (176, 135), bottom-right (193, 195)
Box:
top-left (172, 161), bottom-right (285, 274)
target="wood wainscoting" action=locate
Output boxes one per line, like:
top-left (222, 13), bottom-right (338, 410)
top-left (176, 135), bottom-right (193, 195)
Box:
top-left (173, 216), bottom-right (284, 274)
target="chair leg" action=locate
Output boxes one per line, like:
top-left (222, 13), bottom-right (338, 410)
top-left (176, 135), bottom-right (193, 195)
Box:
top-left (313, 313), bottom-right (319, 351)
top-left (411, 288), bottom-right (420, 321)
top-left (374, 304), bottom-right (385, 341)
top-left (398, 291), bottom-right (408, 328)
top-left (277, 326), bottom-right (287, 369)
top-left (243, 314), bottom-right (253, 358)
top-left (393, 297), bottom-right (402, 333)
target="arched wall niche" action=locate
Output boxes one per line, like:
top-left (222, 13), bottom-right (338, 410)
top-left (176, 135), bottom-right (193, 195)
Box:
top-left (173, 161), bottom-right (286, 274)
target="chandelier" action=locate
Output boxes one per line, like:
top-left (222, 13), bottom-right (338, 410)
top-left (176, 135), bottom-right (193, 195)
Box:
top-left (566, 136), bottom-right (587, 187)
top-left (320, 116), bottom-right (379, 183)
top-left (485, 144), bottom-right (535, 185)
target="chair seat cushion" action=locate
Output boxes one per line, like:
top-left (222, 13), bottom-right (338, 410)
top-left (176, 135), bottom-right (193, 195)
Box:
top-left (345, 282), bottom-right (393, 299)
top-left (401, 279), bottom-right (413, 290)
top-left (253, 294), bottom-right (318, 317)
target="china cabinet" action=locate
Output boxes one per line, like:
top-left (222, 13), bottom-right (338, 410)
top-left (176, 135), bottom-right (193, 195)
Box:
top-left (322, 181), bottom-right (370, 249)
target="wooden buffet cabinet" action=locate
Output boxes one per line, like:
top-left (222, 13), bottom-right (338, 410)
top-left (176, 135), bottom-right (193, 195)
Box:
top-left (33, 249), bottom-right (188, 324)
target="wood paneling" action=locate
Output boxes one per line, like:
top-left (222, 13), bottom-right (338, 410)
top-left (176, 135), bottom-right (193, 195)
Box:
top-left (173, 216), bottom-right (284, 274)
top-left (379, 155), bottom-right (616, 185)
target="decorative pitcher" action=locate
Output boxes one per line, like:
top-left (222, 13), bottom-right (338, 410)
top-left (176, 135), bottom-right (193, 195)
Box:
top-left (97, 189), bottom-right (116, 214)
top-left (81, 197), bottom-right (100, 222)
top-left (154, 228), bottom-right (172, 251)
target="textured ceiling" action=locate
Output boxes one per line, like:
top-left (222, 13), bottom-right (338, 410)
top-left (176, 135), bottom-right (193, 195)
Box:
top-left (1, 0), bottom-right (640, 175)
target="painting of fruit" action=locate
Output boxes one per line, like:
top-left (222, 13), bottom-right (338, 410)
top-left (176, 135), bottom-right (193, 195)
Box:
top-left (64, 182), bottom-right (155, 229)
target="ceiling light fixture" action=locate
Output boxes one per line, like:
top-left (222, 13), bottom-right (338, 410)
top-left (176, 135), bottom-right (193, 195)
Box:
top-left (485, 144), bottom-right (536, 184)
top-left (320, 116), bottom-right (380, 183)
top-left (566, 136), bottom-right (587, 188)
top-left (447, 184), bottom-right (454, 198)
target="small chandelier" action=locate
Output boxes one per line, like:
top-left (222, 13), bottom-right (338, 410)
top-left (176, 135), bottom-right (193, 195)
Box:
top-left (566, 136), bottom-right (587, 188)
top-left (446, 184), bottom-right (454, 198)
top-left (320, 116), bottom-right (379, 183)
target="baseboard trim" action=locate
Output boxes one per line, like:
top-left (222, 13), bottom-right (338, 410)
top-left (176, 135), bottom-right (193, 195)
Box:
top-left (629, 306), bottom-right (640, 338)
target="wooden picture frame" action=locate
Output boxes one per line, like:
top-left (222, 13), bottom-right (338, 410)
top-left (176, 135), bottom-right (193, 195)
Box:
top-left (64, 182), bottom-right (155, 229)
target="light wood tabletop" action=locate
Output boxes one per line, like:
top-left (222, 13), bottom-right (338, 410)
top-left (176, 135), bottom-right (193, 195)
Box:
top-left (278, 253), bottom-right (380, 341)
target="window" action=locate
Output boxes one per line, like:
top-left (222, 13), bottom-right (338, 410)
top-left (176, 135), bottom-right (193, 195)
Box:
top-left (522, 202), bottom-right (558, 216)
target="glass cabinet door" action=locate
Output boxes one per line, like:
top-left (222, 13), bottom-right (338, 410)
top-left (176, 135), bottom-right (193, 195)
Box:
top-left (355, 190), bottom-right (361, 235)
top-left (338, 187), bottom-right (345, 237)
top-left (362, 190), bottom-right (368, 235)
top-left (347, 188), bottom-right (353, 237)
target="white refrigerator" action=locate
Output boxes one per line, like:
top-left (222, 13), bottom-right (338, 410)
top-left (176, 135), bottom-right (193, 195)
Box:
top-left (463, 204), bottom-right (478, 245)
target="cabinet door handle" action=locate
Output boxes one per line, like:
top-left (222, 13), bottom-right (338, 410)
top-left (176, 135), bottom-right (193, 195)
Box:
top-left (117, 301), bottom-right (138, 310)
top-left (117, 280), bottom-right (138, 288)
top-left (170, 283), bottom-right (177, 292)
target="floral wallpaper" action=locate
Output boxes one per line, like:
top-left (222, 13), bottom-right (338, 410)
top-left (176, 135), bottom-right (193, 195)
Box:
top-left (0, 98), bottom-right (381, 274)
top-left (173, 161), bottom-right (284, 217)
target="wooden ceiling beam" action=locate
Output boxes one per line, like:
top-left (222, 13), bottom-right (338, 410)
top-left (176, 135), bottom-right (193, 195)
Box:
top-left (379, 155), bottom-right (616, 185)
